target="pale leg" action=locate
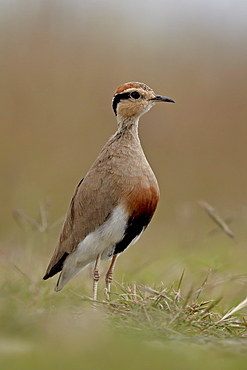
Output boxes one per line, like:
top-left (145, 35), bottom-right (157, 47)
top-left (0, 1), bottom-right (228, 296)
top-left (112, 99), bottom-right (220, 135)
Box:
top-left (93, 254), bottom-right (101, 300)
top-left (105, 254), bottom-right (118, 293)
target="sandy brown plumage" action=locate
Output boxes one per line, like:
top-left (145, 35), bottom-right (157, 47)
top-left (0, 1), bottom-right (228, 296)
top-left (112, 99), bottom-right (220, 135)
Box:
top-left (43, 82), bottom-right (174, 298)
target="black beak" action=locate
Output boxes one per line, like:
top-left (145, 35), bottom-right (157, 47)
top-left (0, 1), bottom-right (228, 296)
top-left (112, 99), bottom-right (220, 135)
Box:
top-left (150, 95), bottom-right (175, 103)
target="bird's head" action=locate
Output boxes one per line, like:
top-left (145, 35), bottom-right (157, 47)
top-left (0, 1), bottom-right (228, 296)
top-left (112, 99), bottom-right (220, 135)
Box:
top-left (112, 82), bottom-right (175, 120)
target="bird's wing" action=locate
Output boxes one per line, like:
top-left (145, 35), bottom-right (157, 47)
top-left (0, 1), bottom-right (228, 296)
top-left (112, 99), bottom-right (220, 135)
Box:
top-left (44, 166), bottom-right (120, 278)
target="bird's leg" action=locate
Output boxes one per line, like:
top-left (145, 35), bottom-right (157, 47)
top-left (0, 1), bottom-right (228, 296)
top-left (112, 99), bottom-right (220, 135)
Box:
top-left (105, 254), bottom-right (118, 294)
top-left (93, 254), bottom-right (101, 300)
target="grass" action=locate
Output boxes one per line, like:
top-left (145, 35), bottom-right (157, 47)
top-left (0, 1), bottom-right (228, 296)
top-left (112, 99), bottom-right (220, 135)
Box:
top-left (1, 203), bottom-right (247, 369)
top-left (2, 278), bottom-right (247, 370)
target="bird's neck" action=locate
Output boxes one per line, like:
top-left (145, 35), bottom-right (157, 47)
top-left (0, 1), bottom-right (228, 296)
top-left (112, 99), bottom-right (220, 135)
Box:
top-left (116, 115), bottom-right (140, 136)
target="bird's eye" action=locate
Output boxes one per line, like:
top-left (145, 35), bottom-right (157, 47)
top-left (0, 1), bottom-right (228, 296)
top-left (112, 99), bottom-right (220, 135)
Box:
top-left (130, 91), bottom-right (140, 100)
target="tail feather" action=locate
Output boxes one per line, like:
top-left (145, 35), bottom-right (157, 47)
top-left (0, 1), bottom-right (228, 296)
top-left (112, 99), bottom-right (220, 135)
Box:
top-left (43, 252), bottom-right (69, 280)
top-left (54, 261), bottom-right (90, 292)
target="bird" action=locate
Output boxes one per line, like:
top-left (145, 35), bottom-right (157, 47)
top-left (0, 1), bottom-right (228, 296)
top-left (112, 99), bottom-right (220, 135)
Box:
top-left (43, 82), bottom-right (175, 300)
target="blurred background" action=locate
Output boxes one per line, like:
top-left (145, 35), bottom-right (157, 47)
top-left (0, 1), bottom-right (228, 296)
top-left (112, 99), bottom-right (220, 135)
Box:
top-left (1, 0), bottom-right (247, 292)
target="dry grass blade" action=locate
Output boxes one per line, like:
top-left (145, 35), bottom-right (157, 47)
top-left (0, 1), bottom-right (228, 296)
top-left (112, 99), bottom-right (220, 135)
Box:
top-left (198, 200), bottom-right (234, 239)
top-left (11, 263), bottom-right (34, 284)
top-left (12, 208), bottom-right (41, 230)
top-left (195, 269), bottom-right (211, 299)
top-left (143, 286), bottom-right (173, 302)
top-left (177, 269), bottom-right (185, 290)
top-left (39, 200), bottom-right (49, 232)
top-left (12, 201), bottom-right (63, 233)
top-left (200, 297), bottom-right (222, 317)
top-left (220, 297), bottom-right (247, 321)
top-left (182, 285), bottom-right (194, 308)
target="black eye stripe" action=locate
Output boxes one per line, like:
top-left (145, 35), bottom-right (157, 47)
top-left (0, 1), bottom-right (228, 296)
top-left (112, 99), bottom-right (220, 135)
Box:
top-left (112, 91), bottom-right (141, 115)
top-left (112, 92), bottom-right (130, 115)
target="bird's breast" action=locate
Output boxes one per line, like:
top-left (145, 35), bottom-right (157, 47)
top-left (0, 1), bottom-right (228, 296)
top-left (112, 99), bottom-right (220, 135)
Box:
top-left (124, 183), bottom-right (159, 220)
